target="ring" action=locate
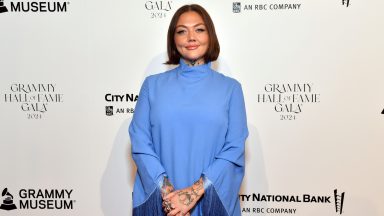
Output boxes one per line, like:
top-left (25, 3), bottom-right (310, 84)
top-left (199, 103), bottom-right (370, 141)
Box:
top-left (164, 202), bottom-right (171, 212)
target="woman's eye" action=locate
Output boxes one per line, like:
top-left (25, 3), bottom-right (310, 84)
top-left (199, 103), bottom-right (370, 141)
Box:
top-left (176, 30), bottom-right (186, 34)
top-left (196, 28), bottom-right (205, 32)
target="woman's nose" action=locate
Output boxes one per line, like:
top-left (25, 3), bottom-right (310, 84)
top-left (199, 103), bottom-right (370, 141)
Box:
top-left (187, 31), bottom-right (196, 41)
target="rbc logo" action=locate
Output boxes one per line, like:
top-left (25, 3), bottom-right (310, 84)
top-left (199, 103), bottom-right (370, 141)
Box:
top-left (106, 106), bottom-right (114, 116)
top-left (233, 2), bottom-right (241, 13)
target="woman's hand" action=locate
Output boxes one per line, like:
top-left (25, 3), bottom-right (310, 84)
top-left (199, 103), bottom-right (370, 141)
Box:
top-left (161, 176), bottom-right (175, 199)
top-left (162, 176), bottom-right (192, 214)
top-left (163, 178), bottom-right (204, 216)
top-left (163, 196), bottom-right (191, 216)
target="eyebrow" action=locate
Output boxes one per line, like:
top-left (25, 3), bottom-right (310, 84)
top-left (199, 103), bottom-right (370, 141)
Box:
top-left (175, 23), bottom-right (206, 28)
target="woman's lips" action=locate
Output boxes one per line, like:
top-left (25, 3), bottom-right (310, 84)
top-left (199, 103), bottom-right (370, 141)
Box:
top-left (185, 45), bottom-right (199, 50)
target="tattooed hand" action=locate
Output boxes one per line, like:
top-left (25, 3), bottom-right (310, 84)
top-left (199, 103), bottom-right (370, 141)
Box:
top-left (164, 178), bottom-right (204, 216)
top-left (162, 177), bottom-right (190, 214)
top-left (161, 176), bottom-right (175, 199)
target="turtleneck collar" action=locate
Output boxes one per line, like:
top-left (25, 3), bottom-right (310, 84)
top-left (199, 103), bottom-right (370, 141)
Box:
top-left (177, 58), bottom-right (212, 79)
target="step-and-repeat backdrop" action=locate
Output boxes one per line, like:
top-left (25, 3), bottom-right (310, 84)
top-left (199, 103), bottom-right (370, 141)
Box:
top-left (1, 0), bottom-right (383, 215)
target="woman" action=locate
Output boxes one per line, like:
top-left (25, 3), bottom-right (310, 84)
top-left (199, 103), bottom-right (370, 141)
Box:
top-left (129, 4), bottom-right (248, 216)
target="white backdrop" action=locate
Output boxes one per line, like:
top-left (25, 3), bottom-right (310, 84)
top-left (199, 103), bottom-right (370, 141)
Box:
top-left (0, 0), bottom-right (383, 215)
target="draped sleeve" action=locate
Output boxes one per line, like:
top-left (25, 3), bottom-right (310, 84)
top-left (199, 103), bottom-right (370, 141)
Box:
top-left (201, 81), bottom-right (249, 216)
top-left (129, 77), bottom-right (166, 213)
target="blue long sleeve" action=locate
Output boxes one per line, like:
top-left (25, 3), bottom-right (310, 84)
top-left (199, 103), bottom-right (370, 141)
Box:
top-left (129, 77), bottom-right (166, 207)
top-left (129, 59), bottom-right (249, 216)
top-left (202, 81), bottom-right (248, 216)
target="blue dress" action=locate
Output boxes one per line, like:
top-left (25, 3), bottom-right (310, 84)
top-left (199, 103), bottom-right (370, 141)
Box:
top-left (129, 59), bottom-right (249, 216)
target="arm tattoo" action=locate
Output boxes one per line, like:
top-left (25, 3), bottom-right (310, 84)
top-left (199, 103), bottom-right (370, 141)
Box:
top-left (161, 176), bottom-right (174, 196)
top-left (192, 178), bottom-right (203, 195)
top-left (177, 178), bottom-right (204, 206)
top-left (177, 191), bottom-right (194, 206)
top-left (164, 177), bottom-right (173, 187)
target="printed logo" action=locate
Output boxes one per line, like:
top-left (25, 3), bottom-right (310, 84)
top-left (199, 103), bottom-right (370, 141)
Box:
top-left (105, 93), bottom-right (138, 102)
top-left (0, 0), bottom-right (69, 13)
top-left (240, 189), bottom-right (346, 215)
top-left (334, 189), bottom-right (345, 214)
top-left (233, 2), bottom-right (241, 13)
top-left (3, 83), bottom-right (64, 119)
top-left (0, 0), bottom-right (8, 13)
top-left (0, 187), bottom-right (75, 211)
top-left (0, 188), bottom-right (17, 211)
top-left (144, 0), bottom-right (173, 19)
top-left (232, 2), bottom-right (302, 12)
top-left (106, 106), bottom-right (114, 116)
top-left (104, 93), bottom-right (137, 116)
top-left (257, 83), bottom-right (320, 120)
top-left (342, 0), bottom-right (350, 7)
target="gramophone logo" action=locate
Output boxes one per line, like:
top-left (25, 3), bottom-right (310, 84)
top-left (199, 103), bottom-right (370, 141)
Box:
top-left (0, 0), bottom-right (8, 13)
top-left (334, 189), bottom-right (345, 214)
top-left (0, 188), bottom-right (17, 211)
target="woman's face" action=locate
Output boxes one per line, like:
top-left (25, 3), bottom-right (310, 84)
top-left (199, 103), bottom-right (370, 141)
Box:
top-left (174, 11), bottom-right (209, 63)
